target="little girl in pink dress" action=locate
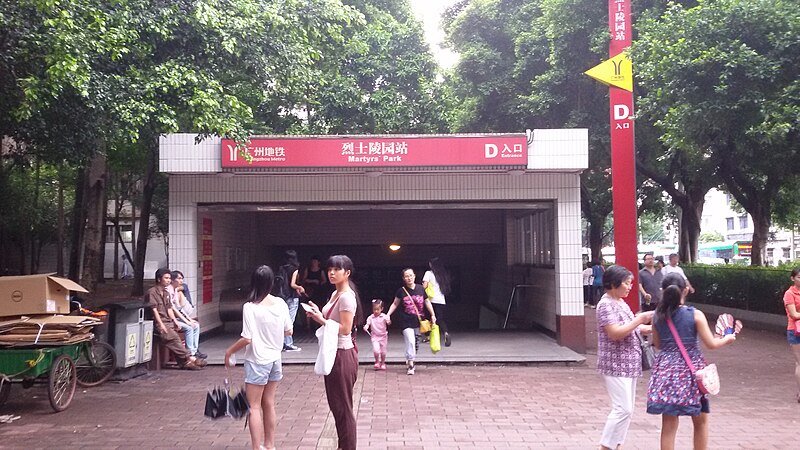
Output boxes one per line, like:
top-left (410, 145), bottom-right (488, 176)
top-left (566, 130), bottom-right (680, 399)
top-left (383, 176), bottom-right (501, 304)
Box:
top-left (364, 299), bottom-right (391, 370)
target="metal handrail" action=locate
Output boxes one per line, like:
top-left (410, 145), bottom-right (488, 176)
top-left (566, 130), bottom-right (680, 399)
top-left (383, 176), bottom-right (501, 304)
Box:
top-left (503, 284), bottom-right (538, 329)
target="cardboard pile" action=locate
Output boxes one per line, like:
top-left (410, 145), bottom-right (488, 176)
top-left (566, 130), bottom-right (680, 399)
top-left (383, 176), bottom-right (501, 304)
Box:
top-left (0, 274), bottom-right (99, 347)
top-left (0, 274), bottom-right (88, 317)
top-left (0, 315), bottom-right (101, 347)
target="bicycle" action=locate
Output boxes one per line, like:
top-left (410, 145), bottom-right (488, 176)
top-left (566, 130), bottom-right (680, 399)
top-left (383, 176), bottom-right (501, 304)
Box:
top-left (69, 300), bottom-right (117, 388)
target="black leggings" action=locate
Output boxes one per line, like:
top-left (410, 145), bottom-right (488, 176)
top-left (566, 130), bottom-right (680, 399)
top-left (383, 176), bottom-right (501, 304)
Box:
top-left (432, 303), bottom-right (448, 335)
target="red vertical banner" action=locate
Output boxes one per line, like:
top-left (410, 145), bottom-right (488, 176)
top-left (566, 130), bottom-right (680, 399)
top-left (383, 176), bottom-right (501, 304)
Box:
top-left (609, 0), bottom-right (639, 312)
top-left (201, 218), bottom-right (213, 304)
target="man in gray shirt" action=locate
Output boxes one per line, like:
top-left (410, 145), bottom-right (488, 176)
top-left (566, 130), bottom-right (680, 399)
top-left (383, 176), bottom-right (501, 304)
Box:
top-left (638, 253), bottom-right (663, 312)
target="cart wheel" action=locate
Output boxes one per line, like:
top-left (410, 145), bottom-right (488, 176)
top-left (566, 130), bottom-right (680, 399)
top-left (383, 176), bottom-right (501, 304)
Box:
top-left (48, 355), bottom-right (76, 412)
top-left (76, 342), bottom-right (116, 387)
top-left (0, 380), bottom-right (10, 406)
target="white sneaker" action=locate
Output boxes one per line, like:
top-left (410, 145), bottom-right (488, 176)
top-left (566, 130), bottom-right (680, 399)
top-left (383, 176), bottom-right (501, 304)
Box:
top-left (407, 362), bottom-right (415, 375)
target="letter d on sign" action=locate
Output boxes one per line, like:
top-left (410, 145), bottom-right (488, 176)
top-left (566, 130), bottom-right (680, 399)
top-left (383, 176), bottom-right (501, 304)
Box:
top-left (614, 104), bottom-right (630, 120)
top-left (485, 144), bottom-right (498, 158)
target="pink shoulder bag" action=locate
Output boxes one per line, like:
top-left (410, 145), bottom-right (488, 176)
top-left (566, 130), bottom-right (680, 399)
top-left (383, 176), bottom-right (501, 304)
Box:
top-left (666, 317), bottom-right (720, 395)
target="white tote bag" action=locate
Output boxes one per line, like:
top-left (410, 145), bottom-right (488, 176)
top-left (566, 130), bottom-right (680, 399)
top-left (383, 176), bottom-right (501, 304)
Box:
top-left (314, 319), bottom-right (339, 376)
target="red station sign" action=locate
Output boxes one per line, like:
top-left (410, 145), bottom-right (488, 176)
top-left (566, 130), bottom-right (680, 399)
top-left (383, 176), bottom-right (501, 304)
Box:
top-left (220, 135), bottom-right (528, 168)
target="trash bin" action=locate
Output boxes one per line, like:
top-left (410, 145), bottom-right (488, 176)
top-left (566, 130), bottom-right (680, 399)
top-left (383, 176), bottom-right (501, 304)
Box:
top-left (103, 301), bottom-right (153, 368)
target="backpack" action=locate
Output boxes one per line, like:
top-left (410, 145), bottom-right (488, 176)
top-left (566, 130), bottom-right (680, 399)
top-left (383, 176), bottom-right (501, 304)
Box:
top-left (592, 265), bottom-right (605, 287)
top-left (272, 264), bottom-right (294, 300)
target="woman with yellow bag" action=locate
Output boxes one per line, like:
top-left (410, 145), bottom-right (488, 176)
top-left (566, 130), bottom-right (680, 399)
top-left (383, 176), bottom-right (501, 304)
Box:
top-left (387, 268), bottom-right (436, 375)
top-left (423, 257), bottom-right (452, 347)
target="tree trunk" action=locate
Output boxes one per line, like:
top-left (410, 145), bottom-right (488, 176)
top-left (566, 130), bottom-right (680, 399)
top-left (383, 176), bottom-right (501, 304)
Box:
top-left (97, 176), bottom-right (109, 285)
top-left (30, 160), bottom-right (40, 273)
top-left (57, 175), bottom-right (65, 276)
top-left (636, 159), bottom-right (711, 264)
top-left (677, 189), bottom-right (705, 263)
top-left (80, 151), bottom-right (108, 297)
top-left (588, 218), bottom-right (604, 263)
top-left (750, 201), bottom-right (770, 266)
top-left (132, 136), bottom-right (158, 297)
top-left (18, 238), bottom-right (27, 275)
top-left (113, 199), bottom-right (120, 280)
top-left (581, 178), bottom-right (612, 264)
top-left (717, 148), bottom-right (775, 267)
top-left (68, 169), bottom-right (87, 281)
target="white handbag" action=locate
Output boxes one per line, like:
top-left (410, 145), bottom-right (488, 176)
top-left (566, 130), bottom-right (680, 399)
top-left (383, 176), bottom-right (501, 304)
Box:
top-left (314, 319), bottom-right (339, 376)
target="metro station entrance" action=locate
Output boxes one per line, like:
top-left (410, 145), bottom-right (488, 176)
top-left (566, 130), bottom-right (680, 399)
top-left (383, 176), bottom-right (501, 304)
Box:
top-left (200, 203), bottom-right (552, 332)
top-left (160, 131), bottom-right (589, 352)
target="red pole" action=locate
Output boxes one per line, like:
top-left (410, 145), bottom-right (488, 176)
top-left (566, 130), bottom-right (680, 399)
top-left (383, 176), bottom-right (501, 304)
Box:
top-left (608, 0), bottom-right (639, 312)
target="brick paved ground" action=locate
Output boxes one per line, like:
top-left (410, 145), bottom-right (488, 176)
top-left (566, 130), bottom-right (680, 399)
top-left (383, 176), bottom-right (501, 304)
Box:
top-left (0, 309), bottom-right (796, 449)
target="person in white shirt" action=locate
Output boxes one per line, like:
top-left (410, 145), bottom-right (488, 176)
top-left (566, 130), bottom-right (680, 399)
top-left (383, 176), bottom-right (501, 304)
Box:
top-left (583, 262), bottom-right (595, 307)
top-left (225, 265), bottom-right (293, 450)
top-left (661, 253), bottom-right (695, 294)
top-left (422, 257), bottom-right (452, 347)
top-left (168, 270), bottom-right (204, 359)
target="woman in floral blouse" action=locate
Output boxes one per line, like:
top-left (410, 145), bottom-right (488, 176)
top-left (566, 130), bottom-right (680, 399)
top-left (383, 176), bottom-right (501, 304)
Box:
top-left (596, 265), bottom-right (654, 450)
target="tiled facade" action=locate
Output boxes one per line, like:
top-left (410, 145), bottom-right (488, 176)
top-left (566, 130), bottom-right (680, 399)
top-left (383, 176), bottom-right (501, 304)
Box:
top-left (160, 131), bottom-right (588, 350)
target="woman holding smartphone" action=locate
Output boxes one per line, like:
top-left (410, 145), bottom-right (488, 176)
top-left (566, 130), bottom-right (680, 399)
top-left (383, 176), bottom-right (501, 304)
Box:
top-left (225, 265), bottom-right (293, 450)
top-left (305, 255), bottom-right (361, 450)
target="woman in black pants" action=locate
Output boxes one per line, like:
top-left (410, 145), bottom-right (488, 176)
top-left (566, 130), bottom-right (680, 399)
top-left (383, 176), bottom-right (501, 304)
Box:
top-left (305, 255), bottom-right (361, 450)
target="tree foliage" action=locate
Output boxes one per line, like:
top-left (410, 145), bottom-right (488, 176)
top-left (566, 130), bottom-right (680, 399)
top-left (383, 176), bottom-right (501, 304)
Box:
top-left (0, 0), bottom-right (450, 292)
top-left (443, 0), bottom-right (652, 261)
top-left (267, 0), bottom-right (449, 134)
top-left (634, 0), bottom-right (800, 265)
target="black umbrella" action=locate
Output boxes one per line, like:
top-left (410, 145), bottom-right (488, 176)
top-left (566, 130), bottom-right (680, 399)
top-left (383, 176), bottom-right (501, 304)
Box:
top-left (204, 378), bottom-right (248, 420)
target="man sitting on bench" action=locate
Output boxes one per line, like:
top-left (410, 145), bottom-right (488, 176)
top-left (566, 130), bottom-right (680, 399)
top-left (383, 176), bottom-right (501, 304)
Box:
top-left (146, 268), bottom-right (206, 370)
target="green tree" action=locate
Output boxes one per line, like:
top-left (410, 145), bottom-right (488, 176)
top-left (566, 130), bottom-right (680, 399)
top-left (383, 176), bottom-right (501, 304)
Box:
top-left (2, 0), bottom-right (361, 294)
top-left (268, 0), bottom-right (449, 134)
top-left (443, 0), bottom-right (632, 262)
top-left (633, 0), bottom-right (800, 265)
top-left (634, 120), bottom-right (719, 263)
top-left (772, 178), bottom-right (800, 231)
top-left (699, 231), bottom-right (724, 243)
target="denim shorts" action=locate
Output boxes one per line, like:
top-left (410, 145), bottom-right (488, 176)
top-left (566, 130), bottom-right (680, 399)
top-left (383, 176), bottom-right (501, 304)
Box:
top-left (244, 359), bottom-right (282, 385)
top-left (787, 330), bottom-right (800, 345)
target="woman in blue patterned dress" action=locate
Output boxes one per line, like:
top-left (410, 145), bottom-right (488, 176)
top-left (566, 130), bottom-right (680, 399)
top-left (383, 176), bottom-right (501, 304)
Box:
top-left (646, 273), bottom-right (736, 450)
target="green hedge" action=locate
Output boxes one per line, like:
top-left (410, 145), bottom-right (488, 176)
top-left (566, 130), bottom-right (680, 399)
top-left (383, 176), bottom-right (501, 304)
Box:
top-left (683, 264), bottom-right (793, 315)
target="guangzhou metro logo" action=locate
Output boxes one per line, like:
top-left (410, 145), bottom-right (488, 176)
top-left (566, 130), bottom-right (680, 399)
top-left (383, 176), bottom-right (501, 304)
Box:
top-left (612, 59), bottom-right (623, 77)
top-left (227, 143), bottom-right (286, 162)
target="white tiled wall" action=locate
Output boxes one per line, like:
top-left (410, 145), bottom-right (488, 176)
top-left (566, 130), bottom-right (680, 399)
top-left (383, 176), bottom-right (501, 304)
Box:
top-left (159, 134), bottom-right (222, 173)
top-left (529, 128), bottom-right (589, 171)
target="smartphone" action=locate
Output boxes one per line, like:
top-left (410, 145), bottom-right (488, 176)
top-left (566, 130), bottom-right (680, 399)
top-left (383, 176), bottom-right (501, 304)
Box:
top-left (301, 302), bottom-right (314, 313)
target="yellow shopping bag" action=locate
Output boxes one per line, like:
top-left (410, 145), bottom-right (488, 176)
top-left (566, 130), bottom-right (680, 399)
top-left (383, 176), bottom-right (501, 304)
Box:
top-left (429, 324), bottom-right (441, 353)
